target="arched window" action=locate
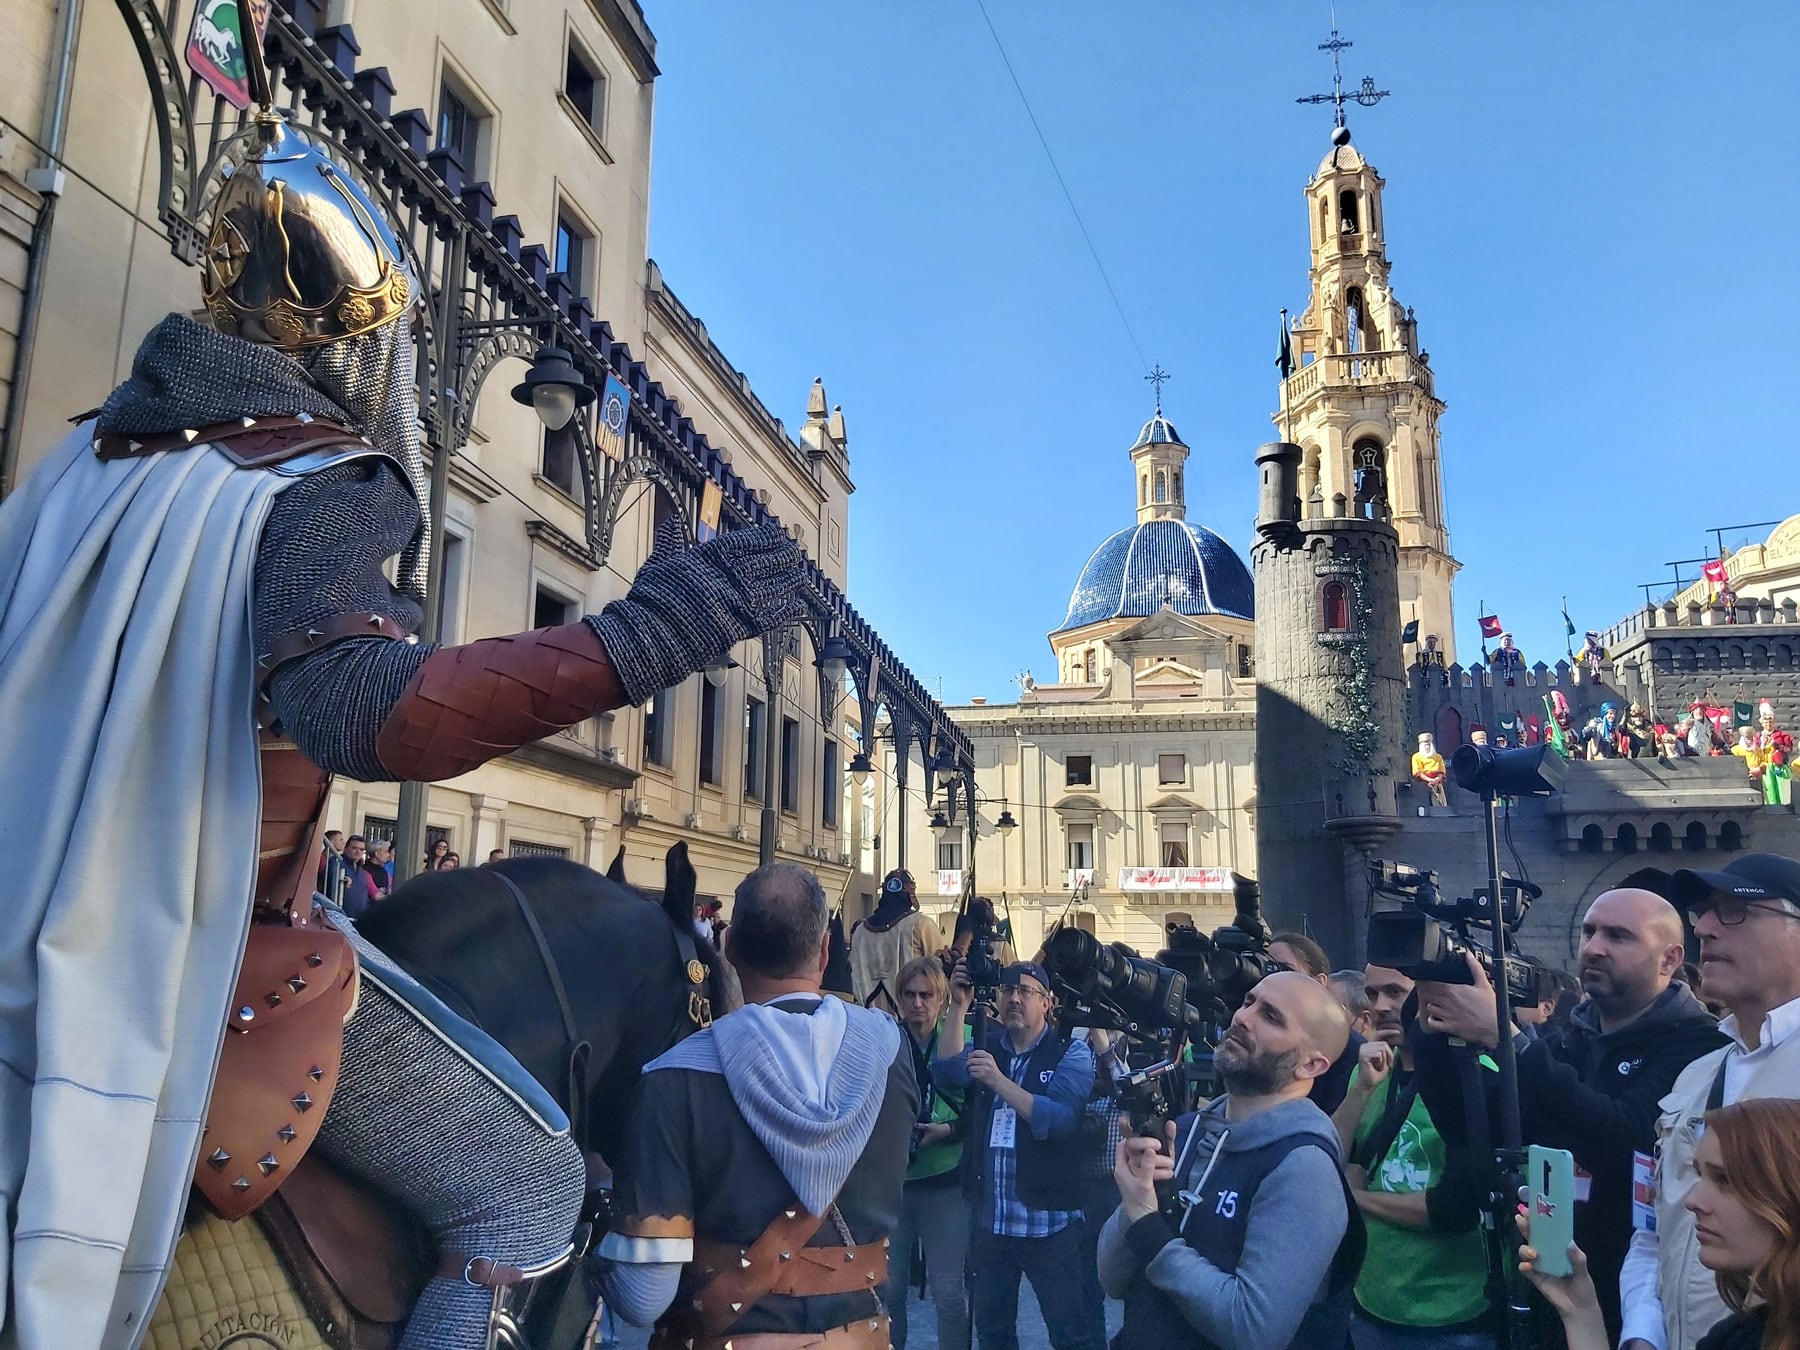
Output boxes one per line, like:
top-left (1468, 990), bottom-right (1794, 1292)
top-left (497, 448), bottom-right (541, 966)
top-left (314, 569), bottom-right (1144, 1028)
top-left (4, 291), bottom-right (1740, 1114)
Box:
top-left (1616, 824), bottom-right (1638, 854)
top-left (1155, 471), bottom-right (1167, 504)
top-left (1322, 581), bottom-right (1350, 632)
top-left (1580, 824), bottom-right (1604, 854)
top-left (1353, 439), bottom-right (1386, 515)
top-left (1720, 821), bottom-right (1743, 851)
top-left (1173, 469), bottom-right (1182, 502)
top-left (1318, 196), bottom-right (1329, 244)
top-left (1083, 647), bottom-right (1097, 683)
top-left (1301, 445), bottom-right (1321, 504)
top-left (1237, 644), bottom-right (1253, 678)
top-left (1650, 823), bottom-right (1674, 853)
top-left (1339, 190), bottom-right (1359, 234)
top-left (1684, 822), bottom-right (1708, 852)
top-left (1140, 474), bottom-right (1148, 506)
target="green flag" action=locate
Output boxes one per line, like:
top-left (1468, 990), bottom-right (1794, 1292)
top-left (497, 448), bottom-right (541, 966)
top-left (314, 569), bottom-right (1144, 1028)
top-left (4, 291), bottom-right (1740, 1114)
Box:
top-left (1562, 607), bottom-right (1576, 638)
top-left (1542, 695), bottom-right (1568, 757)
top-left (1277, 310), bottom-right (1295, 380)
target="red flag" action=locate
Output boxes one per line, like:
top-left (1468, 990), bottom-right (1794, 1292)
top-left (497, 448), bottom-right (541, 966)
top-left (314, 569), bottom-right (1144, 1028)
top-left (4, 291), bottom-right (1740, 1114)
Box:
top-left (1702, 560), bottom-right (1728, 585)
top-left (1479, 615), bottom-right (1503, 639)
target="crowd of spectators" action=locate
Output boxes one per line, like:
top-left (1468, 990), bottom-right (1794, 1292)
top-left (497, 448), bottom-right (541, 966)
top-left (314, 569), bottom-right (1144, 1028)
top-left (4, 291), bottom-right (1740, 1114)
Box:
top-left (840, 852), bottom-right (1800, 1350)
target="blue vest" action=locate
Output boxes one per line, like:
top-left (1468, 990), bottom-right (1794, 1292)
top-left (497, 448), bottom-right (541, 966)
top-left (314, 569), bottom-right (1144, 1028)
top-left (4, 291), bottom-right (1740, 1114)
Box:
top-left (962, 1026), bottom-right (1085, 1213)
top-left (1115, 1114), bottom-right (1365, 1350)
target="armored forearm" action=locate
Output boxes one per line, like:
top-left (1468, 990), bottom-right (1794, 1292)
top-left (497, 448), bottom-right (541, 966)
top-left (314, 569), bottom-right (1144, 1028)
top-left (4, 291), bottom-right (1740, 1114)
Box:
top-left (375, 623), bottom-right (625, 781)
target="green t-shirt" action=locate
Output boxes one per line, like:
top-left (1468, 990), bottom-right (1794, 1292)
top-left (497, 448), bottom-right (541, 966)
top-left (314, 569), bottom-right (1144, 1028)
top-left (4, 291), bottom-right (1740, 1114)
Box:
top-left (1349, 1063), bottom-right (1491, 1328)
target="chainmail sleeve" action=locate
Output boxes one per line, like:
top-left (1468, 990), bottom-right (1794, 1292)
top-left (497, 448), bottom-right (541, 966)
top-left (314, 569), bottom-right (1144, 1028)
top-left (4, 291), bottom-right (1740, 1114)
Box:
top-left (253, 458), bottom-right (437, 781)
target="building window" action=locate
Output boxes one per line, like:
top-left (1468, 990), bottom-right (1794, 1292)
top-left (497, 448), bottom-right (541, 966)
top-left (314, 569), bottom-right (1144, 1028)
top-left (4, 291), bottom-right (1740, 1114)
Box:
top-left (1159, 820), bottom-right (1189, 868)
top-left (362, 815), bottom-right (398, 846)
top-left (1066, 755), bottom-right (1093, 788)
top-left (643, 688), bottom-right (673, 768)
top-left (563, 38), bottom-right (608, 142)
top-left (1158, 753), bottom-right (1186, 786)
top-left (1155, 470), bottom-right (1167, 503)
top-left (1353, 438), bottom-right (1386, 512)
top-left (438, 527), bottom-right (469, 643)
top-left (744, 696), bottom-right (766, 800)
top-left (534, 584), bottom-right (574, 630)
top-left (541, 416), bottom-right (582, 497)
top-left (1066, 823), bottom-right (1094, 872)
top-left (1339, 189), bottom-right (1359, 234)
top-left (554, 209), bottom-right (593, 297)
top-left (938, 836), bottom-right (963, 871)
top-left (437, 77), bottom-right (487, 176)
top-left (699, 677), bottom-right (724, 787)
top-left (509, 839), bottom-right (570, 859)
top-left (780, 716), bottom-right (800, 814)
top-left (1321, 581), bottom-right (1350, 633)
top-left (1237, 644), bottom-right (1253, 678)
top-left (1083, 647), bottom-right (1097, 683)
top-left (822, 741), bottom-right (839, 827)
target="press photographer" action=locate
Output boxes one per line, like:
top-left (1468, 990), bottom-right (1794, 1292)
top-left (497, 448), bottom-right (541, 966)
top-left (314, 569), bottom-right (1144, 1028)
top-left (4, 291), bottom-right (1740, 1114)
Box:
top-left (1095, 971), bottom-right (1363, 1350)
top-left (934, 958), bottom-right (1100, 1350)
top-left (1411, 885), bottom-right (1723, 1341)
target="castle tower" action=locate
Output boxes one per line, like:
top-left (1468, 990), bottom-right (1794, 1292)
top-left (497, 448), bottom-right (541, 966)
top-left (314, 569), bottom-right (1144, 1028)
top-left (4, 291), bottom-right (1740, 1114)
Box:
top-left (1251, 435), bottom-right (1406, 962)
top-left (1277, 133), bottom-right (1460, 660)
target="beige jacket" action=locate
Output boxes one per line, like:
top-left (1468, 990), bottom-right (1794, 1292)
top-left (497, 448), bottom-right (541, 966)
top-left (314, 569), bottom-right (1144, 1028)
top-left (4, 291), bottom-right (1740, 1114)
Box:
top-left (1649, 1030), bottom-right (1800, 1349)
top-left (849, 910), bottom-right (944, 1015)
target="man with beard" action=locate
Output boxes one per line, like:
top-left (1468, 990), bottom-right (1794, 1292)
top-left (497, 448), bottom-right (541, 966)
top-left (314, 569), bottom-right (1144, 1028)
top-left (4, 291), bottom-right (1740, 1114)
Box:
top-left (936, 960), bottom-right (1099, 1350)
top-left (1097, 972), bottom-right (1363, 1350)
top-left (1332, 965), bottom-right (1490, 1348)
top-left (1415, 888), bottom-right (1724, 1342)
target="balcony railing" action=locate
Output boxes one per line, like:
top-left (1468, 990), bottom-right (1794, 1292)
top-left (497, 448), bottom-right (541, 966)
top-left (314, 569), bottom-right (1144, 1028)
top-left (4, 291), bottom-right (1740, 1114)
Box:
top-left (1281, 350), bottom-right (1435, 402)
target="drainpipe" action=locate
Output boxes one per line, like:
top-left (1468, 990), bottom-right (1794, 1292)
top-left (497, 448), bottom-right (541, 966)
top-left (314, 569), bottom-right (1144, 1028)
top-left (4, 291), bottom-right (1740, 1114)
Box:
top-left (1, 0), bottom-right (82, 500)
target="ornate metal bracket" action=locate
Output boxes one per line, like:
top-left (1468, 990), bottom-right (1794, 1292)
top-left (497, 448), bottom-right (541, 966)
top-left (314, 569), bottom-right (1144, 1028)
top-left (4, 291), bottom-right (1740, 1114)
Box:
top-left (114, 0), bottom-right (204, 261)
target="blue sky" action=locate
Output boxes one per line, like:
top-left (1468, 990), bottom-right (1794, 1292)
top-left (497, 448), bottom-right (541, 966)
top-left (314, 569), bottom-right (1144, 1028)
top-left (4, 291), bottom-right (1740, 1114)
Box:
top-left (645, 3), bottom-right (1799, 703)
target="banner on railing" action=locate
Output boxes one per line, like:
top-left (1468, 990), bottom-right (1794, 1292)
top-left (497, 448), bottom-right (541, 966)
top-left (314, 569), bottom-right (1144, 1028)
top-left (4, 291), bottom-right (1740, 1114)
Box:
top-left (596, 374), bottom-right (630, 462)
top-left (186, 0), bottom-right (271, 110)
top-left (936, 869), bottom-right (964, 897)
top-left (1117, 866), bottom-right (1233, 893)
top-left (1066, 869), bottom-right (1094, 891)
top-left (697, 480), bottom-right (723, 542)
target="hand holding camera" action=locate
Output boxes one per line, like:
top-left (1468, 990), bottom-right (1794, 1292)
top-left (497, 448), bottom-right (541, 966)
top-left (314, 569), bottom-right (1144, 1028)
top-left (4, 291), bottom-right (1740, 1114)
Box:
top-left (1416, 951), bottom-right (1508, 1048)
top-left (1114, 1120), bottom-right (1178, 1223)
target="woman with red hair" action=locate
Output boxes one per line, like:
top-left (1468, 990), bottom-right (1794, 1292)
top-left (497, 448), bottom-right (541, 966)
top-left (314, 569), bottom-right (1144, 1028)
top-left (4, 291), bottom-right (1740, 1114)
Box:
top-left (1519, 1097), bottom-right (1800, 1349)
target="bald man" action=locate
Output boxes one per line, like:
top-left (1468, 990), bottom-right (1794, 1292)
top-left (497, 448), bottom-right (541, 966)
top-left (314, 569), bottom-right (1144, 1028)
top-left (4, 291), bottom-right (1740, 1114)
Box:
top-left (1414, 888), bottom-right (1725, 1341)
top-left (1097, 973), bottom-right (1364, 1349)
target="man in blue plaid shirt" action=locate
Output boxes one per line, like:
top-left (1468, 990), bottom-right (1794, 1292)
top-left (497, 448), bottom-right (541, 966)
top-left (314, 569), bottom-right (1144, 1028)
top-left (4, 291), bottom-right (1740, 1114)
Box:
top-left (936, 960), bottom-right (1101, 1350)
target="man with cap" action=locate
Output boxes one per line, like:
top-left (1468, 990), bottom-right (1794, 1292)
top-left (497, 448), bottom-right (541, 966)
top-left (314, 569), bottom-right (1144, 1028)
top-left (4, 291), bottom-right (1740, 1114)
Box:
top-left (936, 959), bottom-right (1100, 1350)
top-left (850, 869), bottom-right (944, 1018)
top-left (1620, 853), bottom-right (1800, 1350)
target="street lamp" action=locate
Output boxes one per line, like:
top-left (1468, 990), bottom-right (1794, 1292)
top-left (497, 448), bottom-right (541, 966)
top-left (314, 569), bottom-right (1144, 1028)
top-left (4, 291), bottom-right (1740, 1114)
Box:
top-left (995, 807), bottom-right (1018, 834)
top-left (930, 745), bottom-right (960, 793)
top-left (929, 809), bottom-right (950, 832)
top-left (509, 345), bottom-right (596, 431)
top-left (815, 632), bottom-right (853, 693)
top-left (847, 751), bottom-right (874, 786)
top-left (703, 657), bottom-right (736, 688)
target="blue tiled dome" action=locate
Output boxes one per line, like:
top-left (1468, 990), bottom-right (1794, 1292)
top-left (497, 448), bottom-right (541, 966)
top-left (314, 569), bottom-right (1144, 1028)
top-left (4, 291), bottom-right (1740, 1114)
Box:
top-left (1057, 519), bottom-right (1255, 632)
top-left (1133, 413), bottom-right (1181, 448)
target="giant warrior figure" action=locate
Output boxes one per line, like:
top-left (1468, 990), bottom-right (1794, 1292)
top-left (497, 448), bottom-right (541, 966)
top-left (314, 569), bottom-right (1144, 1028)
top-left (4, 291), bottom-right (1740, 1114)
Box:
top-left (0, 95), bottom-right (805, 1349)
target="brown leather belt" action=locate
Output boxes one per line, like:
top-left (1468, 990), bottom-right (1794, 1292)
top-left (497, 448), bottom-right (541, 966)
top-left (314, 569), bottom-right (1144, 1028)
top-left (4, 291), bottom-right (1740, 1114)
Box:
top-left (690, 1237), bottom-right (888, 1299)
top-left (652, 1317), bottom-right (890, 1350)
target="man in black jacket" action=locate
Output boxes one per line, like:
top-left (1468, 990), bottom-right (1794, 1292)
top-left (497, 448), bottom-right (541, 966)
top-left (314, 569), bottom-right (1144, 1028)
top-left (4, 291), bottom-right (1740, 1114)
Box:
top-left (1415, 886), bottom-right (1725, 1342)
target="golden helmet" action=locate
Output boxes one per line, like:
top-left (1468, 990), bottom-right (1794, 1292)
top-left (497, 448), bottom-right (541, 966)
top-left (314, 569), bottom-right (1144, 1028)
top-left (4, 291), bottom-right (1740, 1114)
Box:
top-left (201, 119), bottom-right (417, 349)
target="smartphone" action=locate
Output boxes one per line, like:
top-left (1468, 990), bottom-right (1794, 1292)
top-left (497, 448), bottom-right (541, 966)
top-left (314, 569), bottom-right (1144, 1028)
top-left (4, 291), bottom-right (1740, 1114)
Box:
top-left (1527, 1145), bottom-right (1577, 1278)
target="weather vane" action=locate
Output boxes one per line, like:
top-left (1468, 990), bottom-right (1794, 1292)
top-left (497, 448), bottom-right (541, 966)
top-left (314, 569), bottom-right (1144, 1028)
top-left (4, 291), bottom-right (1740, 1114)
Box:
top-left (1145, 364), bottom-right (1170, 414)
top-left (1294, 2), bottom-right (1390, 137)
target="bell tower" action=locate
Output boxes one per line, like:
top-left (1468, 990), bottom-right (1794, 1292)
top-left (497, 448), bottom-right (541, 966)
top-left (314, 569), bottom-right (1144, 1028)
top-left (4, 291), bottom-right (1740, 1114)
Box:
top-left (1276, 129), bottom-right (1460, 660)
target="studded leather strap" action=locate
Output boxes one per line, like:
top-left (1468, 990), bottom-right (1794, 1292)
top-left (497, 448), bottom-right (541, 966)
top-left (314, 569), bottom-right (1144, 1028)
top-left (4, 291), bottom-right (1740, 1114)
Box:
top-left (256, 609), bottom-right (416, 700)
top-left (93, 414), bottom-right (368, 466)
top-left (375, 622), bottom-right (627, 782)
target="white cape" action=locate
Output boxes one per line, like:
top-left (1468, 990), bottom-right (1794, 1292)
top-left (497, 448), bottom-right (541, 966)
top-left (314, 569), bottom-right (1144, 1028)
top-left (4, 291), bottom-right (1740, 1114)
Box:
top-left (0, 426), bottom-right (289, 1348)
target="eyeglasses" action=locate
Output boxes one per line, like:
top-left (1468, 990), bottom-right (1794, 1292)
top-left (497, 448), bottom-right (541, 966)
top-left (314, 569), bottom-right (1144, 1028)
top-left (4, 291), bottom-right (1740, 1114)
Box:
top-left (1689, 894), bottom-right (1800, 926)
top-left (998, 984), bottom-right (1048, 1000)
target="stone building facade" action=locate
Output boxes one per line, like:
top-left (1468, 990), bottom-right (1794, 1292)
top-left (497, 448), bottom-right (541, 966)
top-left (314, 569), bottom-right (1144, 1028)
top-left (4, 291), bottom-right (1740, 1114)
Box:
top-left (0, 0), bottom-right (947, 905)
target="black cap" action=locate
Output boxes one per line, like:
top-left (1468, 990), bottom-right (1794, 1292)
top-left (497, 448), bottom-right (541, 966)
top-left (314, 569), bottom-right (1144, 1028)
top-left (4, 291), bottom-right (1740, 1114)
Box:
top-left (1000, 961), bottom-right (1051, 993)
top-left (1669, 853), bottom-right (1800, 914)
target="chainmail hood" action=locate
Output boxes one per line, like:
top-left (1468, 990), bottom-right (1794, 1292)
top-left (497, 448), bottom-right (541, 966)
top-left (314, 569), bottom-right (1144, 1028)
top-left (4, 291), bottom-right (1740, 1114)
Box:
top-left (96, 312), bottom-right (431, 598)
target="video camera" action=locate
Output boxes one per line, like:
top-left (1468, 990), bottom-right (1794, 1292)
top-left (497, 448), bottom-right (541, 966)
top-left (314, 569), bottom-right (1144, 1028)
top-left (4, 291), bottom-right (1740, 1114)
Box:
top-left (1365, 859), bottom-right (1542, 1008)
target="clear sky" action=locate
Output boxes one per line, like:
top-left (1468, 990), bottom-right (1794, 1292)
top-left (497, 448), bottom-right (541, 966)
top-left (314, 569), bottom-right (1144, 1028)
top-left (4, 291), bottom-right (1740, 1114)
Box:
top-left (644, 3), bottom-right (1799, 704)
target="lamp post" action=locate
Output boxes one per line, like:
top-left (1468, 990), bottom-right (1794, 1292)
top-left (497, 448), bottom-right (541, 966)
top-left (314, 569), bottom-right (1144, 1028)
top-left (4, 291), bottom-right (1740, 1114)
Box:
top-left (759, 630), bottom-right (788, 867)
top-left (393, 341), bottom-right (597, 880)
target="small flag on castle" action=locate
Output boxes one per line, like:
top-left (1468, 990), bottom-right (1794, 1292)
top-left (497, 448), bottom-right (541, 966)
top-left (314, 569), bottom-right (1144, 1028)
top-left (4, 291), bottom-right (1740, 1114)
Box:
top-left (595, 373), bottom-right (630, 463)
top-left (1479, 615), bottom-right (1504, 639)
top-left (1562, 607), bottom-right (1576, 638)
top-left (1276, 309), bottom-right (1295, 381)
top-left (1734, 701), bottom-right (1756, 728)
top-left (696, 479), bottom-right (723, 543)
top-left (1703, 558), bottom-right (1729, 601)
top-left (1401, 618), bottom-right (1419, 645)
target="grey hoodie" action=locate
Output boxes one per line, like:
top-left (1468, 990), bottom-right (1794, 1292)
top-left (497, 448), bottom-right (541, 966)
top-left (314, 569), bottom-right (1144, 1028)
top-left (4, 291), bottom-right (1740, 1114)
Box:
top-left (1096, 1095), bottom-right (1349, 1350)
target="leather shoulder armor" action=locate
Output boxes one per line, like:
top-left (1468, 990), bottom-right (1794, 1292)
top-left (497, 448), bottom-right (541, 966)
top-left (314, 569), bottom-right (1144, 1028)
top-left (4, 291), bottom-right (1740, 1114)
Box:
top-left (93, 414), bottom-right (369, 469)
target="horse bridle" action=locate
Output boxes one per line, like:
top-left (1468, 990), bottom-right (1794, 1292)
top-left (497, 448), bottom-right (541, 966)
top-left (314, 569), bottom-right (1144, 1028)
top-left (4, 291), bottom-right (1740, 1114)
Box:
top-left (483, 868), bottom-right (713, 1157)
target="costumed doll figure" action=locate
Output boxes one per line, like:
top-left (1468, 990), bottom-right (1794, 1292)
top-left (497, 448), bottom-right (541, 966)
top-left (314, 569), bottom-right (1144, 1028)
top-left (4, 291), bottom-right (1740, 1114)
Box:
top-left (1685, 702), bottom-right (1715, 757)
top-left (0, 112), bottom-right (809, 1350)
top-left (1623, 702), bottom-right (1656, 758)
top-left (1756, 699), bottom-right (1780, 751)
top-left (1422, 632), bottom-right (1449, 687)
top-left (1582, 702), bottom-right (1624, 759)
top-left (1411, 733), bottom-right (1448, 807)
top-left (1656, 724), bottom-right (1680, 759)
top-left (1766, 730), bottom-right (1795, 806)
top-left (1469, 723), bottom-right (1490, 748)
top-left (1490, 632), bottom-right (1526, 687)
top-left (1578, 631), bottom-right (1606, 683)
top-left (1731, 727), bottom-right (1768, 784)
top-left (1543, 690), bottom-right (1575, 758)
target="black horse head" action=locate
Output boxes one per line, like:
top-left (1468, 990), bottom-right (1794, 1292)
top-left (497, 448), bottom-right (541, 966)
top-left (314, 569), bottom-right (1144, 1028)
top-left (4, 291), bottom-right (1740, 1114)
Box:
top-left (356, 844), bottom-right (739, 1169)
